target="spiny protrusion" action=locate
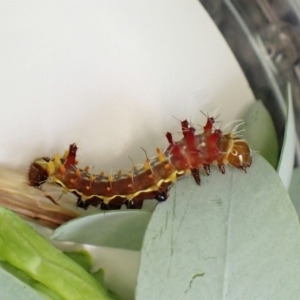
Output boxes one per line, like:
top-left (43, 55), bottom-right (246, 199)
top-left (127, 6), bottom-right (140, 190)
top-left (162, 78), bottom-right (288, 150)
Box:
top-left (54, 154), bottom-right (62, 167)
top-left (166, 132), bottom-right (174, 144)
top-left (108, 174), bottom-right (114, 182)
top-left (156, 148), bottom-right (166, 162)
top-left (203, 116), bottom-right (215, 134)
top-left (64, 143), bottom-right (78, 169)
top-left (190, 168), bottom-right (201, 185)
top-left (140, 147), bottom-right (151, 171)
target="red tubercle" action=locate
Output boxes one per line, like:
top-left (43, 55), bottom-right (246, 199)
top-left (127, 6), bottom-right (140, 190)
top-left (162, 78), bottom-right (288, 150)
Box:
top-left (181, 119), bottom-right (189, 138)
top-left (181, 120), bottom-right (202, 169)
top-left (166, 132), bottom-right (174, 145)
top-left (203, 117), bottom-right (215, 134)
top-left (181, 120), bottom-right (196, 145)
top-left (165, 132), bottom-right (188, 171)
top-left (64, 143), bottom-right (78, 169)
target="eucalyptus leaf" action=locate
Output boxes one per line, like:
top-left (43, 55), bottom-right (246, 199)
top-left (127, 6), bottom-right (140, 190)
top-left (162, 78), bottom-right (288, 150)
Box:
top-left (0, 260), bottom-right (67, 299)
top-left (51, 210), bottom-right (152, 251)
top-left (0, 262), bottom-right (42, 300)
top-left (84, 245), bottom-right (139, 300)
top-left (61, 250), bottom-right (125, 300)
top-left (289, 167), bottom-right (300, 221)
top-left (136, 154), bottom-right (300, 300)
top-left (277, 84), bottom-right (296, 188)
top-left (242, 100), bottom-right (278, 168)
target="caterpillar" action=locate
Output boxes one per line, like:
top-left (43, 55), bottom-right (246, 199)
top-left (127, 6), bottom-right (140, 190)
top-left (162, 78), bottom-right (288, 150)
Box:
top-left (28, 116), bottom-right (252, 210)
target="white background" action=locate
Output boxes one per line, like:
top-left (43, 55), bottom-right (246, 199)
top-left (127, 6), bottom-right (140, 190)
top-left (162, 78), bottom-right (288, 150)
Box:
top-left (0, 1), bottom-right (254, 173)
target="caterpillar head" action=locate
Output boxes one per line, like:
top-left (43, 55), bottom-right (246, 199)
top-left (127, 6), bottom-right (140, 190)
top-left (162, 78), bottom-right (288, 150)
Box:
top-left (28, 154), bottom-right (62, 186)
top-left (28, 158), bottom-right (50, 187)
top-left (227, 139), bottom-right (252, 172)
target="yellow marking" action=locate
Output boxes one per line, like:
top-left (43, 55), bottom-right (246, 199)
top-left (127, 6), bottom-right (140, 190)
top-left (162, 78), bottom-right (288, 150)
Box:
top-left (127, 171), bottom-right (132, 178)
top-left (90, 174), bottom-right (96, 181)
top-left (51, 163), bottom-right (184, 206)
top-left (143, 159), bottom-right (150, 171)
top-left (84, 166), bottom-right (90, 172)
top-left (156, 148), bottom-right (166, 162)
top-left (100, 171), bottom-right (104, 176)
top-left (164, 163), bottom-right (171, 170)
top-left (117, 170), bottom-right (122, 176)
top-left (63, 150), bottom-right (69, 159)
top-left (54, 154), bottom-right (62, 167)
top-left (46, 161), bottom-right (56, 175)
top-left (222, 158), bottom-right (228, 165)
top-left (108, 175), bottom-right (113, 182)
top-left (75, 169), bottom-right (81, 177)
top-left (59, 165), bottom-right (66, 174)
top-left (66, 171), bottom-right (179, 202)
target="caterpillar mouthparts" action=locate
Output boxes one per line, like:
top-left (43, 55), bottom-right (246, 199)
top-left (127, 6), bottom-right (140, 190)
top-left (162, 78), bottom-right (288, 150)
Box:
top-left (28, 116), bottom-right (252, 210)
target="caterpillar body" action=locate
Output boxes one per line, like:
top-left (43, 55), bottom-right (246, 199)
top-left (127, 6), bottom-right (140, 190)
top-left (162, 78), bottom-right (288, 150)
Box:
top-left (28, 116), bottom-right (252, 210)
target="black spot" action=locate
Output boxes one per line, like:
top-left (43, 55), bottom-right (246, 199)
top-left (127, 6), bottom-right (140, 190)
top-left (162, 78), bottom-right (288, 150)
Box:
top-left (126, 200), bottom-right (136, 209)
top-left (155, 191), bottom-right (168, 202)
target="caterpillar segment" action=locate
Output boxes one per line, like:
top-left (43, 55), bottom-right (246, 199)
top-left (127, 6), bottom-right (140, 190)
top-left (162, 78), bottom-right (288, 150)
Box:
top-left (28, 116), bottom-right (252, 210)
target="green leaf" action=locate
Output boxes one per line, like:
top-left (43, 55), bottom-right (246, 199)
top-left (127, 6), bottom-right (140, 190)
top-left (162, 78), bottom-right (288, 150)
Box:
top-left (64, 250), bottom-right (93, 272)
top-left (0, 207), bottom-right (112, 300)
top-left (51, 210), bottom-right (152, 251)
top-left (242, 100), bottom-right (278, 168)
top-left (136, 154), bottom-right (300, 299)
top-left (51, 211), bottom-right (150, 300)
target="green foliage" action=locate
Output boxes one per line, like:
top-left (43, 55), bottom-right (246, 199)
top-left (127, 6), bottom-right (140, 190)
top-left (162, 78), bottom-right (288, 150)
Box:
top-left (0, 207), bottom-right (113, 300)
